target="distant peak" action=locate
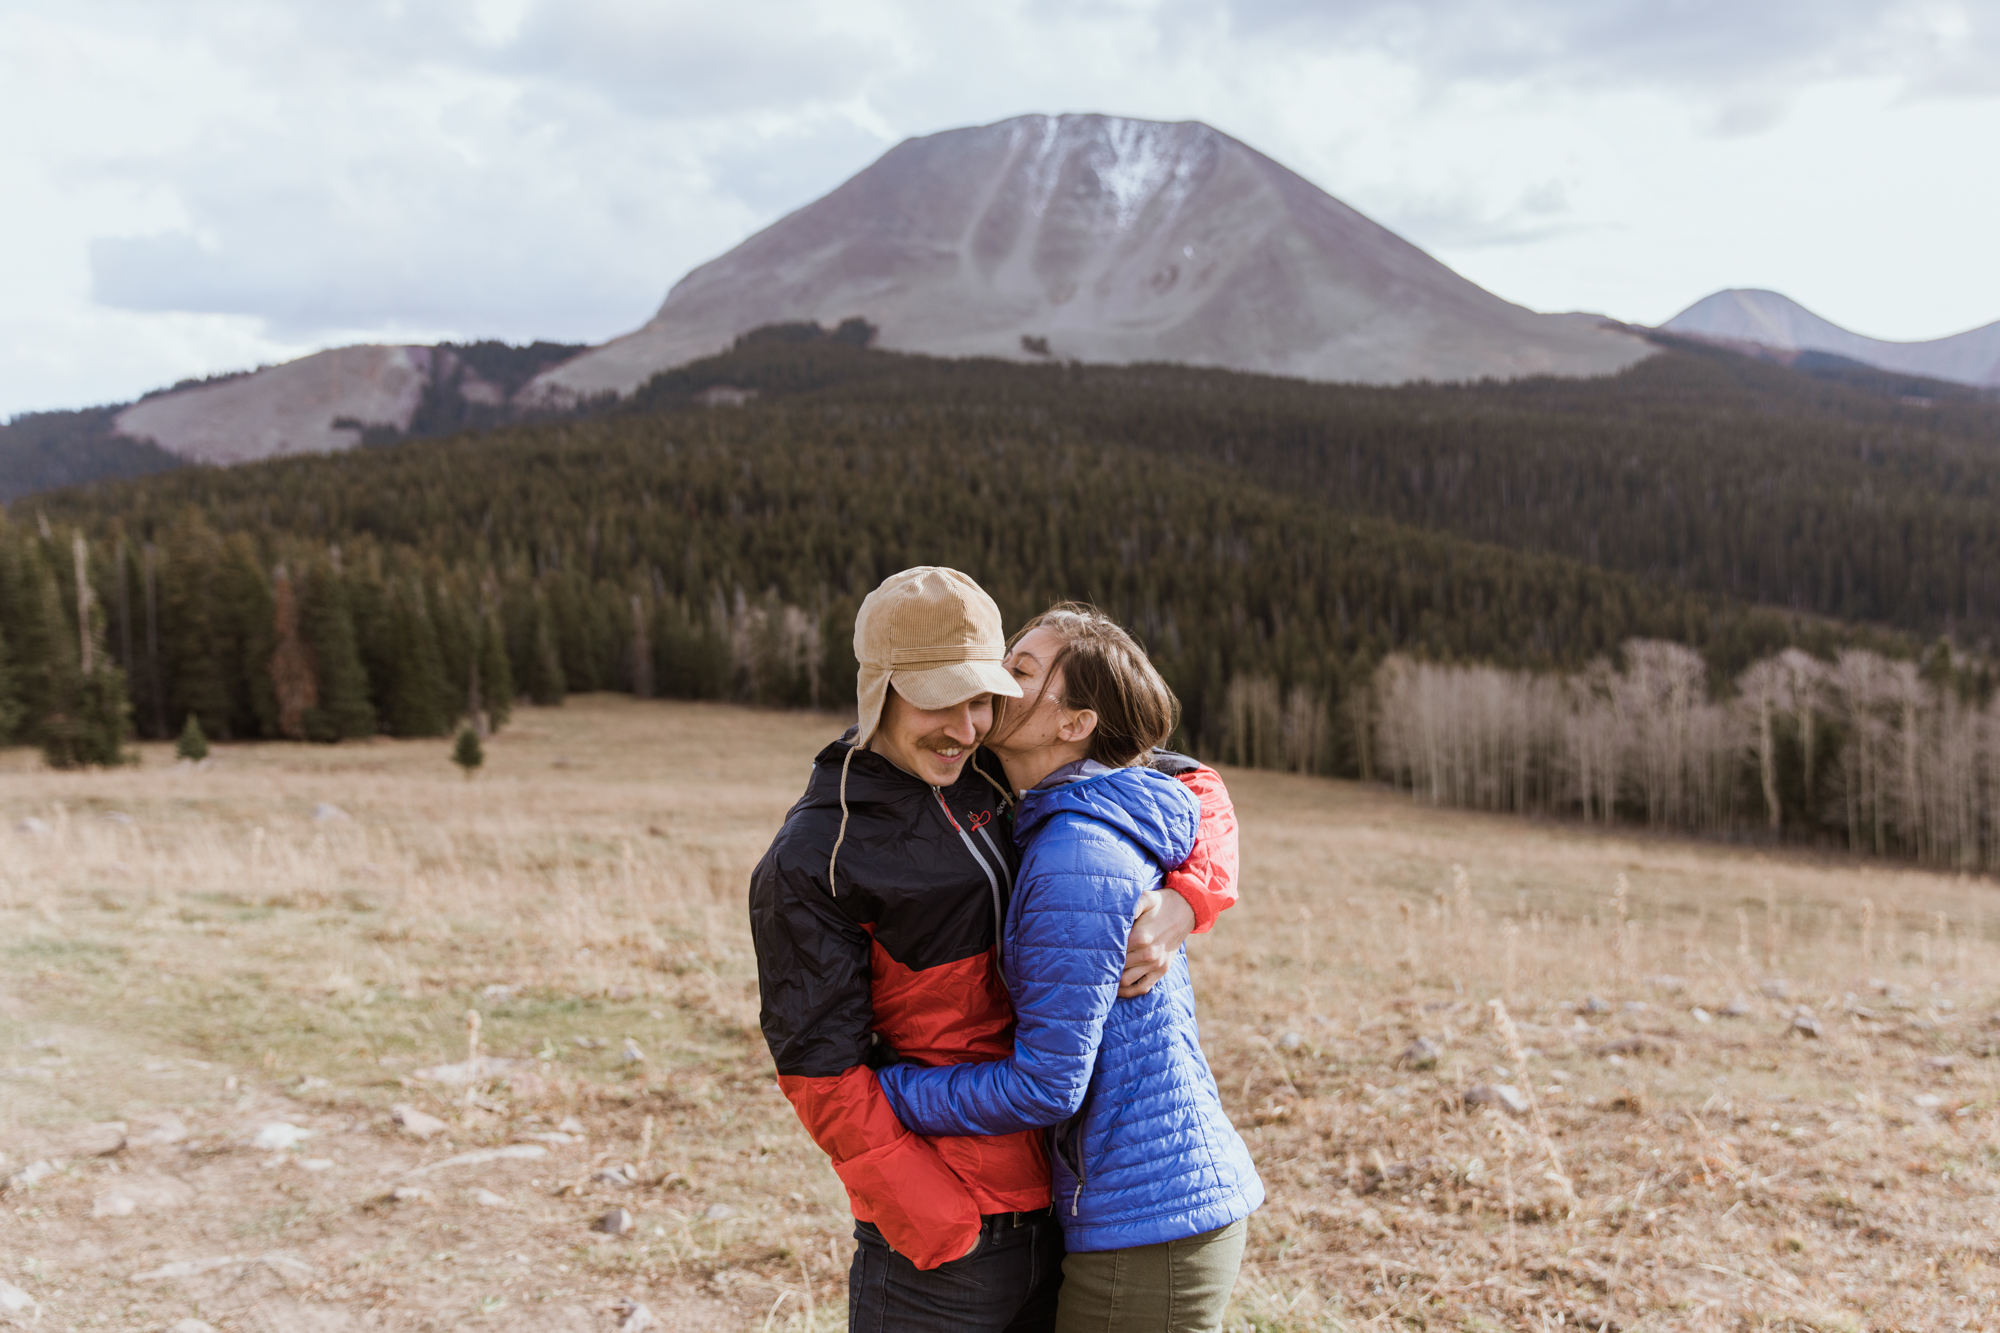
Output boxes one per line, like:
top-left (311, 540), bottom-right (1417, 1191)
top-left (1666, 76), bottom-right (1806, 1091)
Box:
top-left (1662, 289), bottom-right (2000, 387)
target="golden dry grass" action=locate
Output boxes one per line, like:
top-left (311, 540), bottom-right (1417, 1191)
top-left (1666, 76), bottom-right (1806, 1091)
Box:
top-left (3, 695), bottom-right (1997, 1331)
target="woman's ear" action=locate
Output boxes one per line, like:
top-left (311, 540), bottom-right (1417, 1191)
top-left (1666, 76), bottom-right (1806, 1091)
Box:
top-left (1058, 708), bottom-right (1099, 745)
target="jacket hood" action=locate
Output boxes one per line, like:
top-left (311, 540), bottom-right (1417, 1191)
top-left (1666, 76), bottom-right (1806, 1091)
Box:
top-left (1016, 762), bottom-right (1199, 868)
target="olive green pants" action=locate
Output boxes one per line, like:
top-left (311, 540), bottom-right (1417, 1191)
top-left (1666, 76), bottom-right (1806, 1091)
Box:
top-left (1053, 1218), bottom-right (1247, 1333)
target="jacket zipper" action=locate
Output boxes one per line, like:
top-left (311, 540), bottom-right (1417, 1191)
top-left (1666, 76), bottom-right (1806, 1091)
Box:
top-left (1056, 1109), bottom-right (1089, 1215)
top-left (934, 788), bottom-right (1006, 965)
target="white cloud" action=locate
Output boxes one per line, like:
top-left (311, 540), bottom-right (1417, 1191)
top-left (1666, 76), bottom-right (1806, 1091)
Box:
top-left (2, 0), bottom-right (1998, 418)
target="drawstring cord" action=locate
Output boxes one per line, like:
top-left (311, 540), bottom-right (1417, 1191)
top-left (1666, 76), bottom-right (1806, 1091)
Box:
top-left (969, 751), bottom-right (1016, 814)
top-left (827, 744), bottom-right (857, 896)
top-left (829, 743), bottom-right (1011, 896)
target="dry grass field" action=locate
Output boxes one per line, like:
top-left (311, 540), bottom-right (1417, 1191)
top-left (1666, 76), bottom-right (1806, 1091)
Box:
top-left (3, 694), bottom-right (1997, 1331)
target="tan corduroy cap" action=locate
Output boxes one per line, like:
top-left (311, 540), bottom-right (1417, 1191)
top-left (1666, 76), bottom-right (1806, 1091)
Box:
top-left (852, 567), bottom-right (1021, 746)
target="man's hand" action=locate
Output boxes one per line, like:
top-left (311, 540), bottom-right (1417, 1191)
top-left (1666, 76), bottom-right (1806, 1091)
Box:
top-left (1120, 890), bottom-right (1196, 997)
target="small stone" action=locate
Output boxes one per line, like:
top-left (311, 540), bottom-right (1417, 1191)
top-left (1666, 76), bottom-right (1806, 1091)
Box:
top-left (557, 1116), bottom-right (586, 1134)
top-left (410, 1055), bottom-right (524, 1086)
top-left (1760, 977), bottom-right (1790, 1000)
top-left (51, 1122), bottom-right (128, 1157)
top-left (1926, 1055), bottom-right (1961, 1072)
top-left (572, 1036), bottom-right (606, 1050)
top-left (0, 1279), bottom-right (37, 1315)
top-left (1645, 974), bottom-right (1686, 992)
top-left (1397, 1037), bottom-right (1440, 1070)
top-left (1277, 1031), bottom-right (1305, 1052)
top-left (392, 1104), bottom-right (451, 1140)
top-left (616, 1299), bottom-right (656, 1331)
top-left (131, 1114), bottom-right (188, 1147)
top-left (1723, 997), bottom-right (1753, 1018)
top-left (1463, 1084), bottom-right (1529, 1115)
top-left (1791, 1010), bottom-right (1822, 1038)
top-left (703, 1203), bottom-right (736, 1221)
top-left (300, 1158), bottom-right (335, 1171)
top-left (1621, 1000), bottom-right (1649, 1014)
top-left (4, 1160), bottom-right (60, 1192)
top-left (1689, 1007), bottom-right (1713, 1024)
top-left (471, 1188), bottom-right (509, 1207)
top-left (311, 802), bottom-right (351, 822)
top-left (169, 1322), bottom-right (217, 1333)
top-left (90, 1174), bottom-right (193, 1217)
top-left (513, 1130), bottom-right (579, 1146)
top-left (389, 1185), bottom-right (433, 1203)
top-left (92, 1191), bottom-right (136, 1218)
top-left (1597, 1034), bottom-right (1665, 1058)
top-left (595, 1207), bottom-right (636, 1235)
top-left (1583, 996), bottom-right (1611, 1015)
top-left (14, 817), bottom-right (49, 836)
top-left (596, 1164), bottom-right (639, 1188)
top-left (253, 1122), bottom-right (314, 1151)
top-left (99, 811), bottom-right (135, 826)
top-left (622, 1038), bottom-right (646, 1064)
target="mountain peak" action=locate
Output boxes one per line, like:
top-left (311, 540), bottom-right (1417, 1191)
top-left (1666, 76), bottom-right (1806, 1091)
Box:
top-left (525, 111), bottom-right (1650, 402)
top-left (1663, 289), bottom-right (2000, 387)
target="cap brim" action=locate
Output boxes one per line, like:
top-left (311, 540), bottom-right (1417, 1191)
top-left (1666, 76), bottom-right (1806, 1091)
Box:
top-left (891, 660), bottom-right (1022, 711)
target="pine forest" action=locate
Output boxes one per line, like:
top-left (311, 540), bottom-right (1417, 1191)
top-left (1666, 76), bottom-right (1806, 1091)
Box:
top-left (9, 329), bottom-right (2000, 866)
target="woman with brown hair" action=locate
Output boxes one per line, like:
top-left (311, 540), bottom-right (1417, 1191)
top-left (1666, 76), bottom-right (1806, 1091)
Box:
top-left (880, 603), bottom-right (1264, 1333)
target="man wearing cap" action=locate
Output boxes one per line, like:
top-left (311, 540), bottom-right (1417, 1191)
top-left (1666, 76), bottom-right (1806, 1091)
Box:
top-left (749, 568), bottom-right (1240, 1331)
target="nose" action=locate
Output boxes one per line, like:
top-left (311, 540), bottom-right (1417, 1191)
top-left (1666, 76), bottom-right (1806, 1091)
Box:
top-left (943, 704), bottom-right (979, 745)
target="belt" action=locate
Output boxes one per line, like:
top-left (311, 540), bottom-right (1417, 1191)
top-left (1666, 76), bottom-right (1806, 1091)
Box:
top-left (980, 1206), bottom-right (1055, 1229)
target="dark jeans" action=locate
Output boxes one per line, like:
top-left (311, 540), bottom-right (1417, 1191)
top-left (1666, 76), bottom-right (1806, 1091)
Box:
top-left (849, 1209), bottom-right (1065, 1333)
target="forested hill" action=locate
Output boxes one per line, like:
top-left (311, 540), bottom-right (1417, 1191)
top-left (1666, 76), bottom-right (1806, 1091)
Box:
top-left (4, 331), bottom-right (1986, 781)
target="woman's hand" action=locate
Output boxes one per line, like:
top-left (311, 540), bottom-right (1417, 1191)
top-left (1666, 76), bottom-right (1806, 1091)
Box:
top-left (1119, 890), bottom-right (1196, 997)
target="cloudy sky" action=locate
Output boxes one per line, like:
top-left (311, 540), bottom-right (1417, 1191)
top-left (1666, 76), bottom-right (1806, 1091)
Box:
top-left (4, 0), bottom-right (1996, 418)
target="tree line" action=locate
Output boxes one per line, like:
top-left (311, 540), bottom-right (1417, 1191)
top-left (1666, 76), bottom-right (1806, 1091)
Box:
top-left (14, 338), bottom-right (1962, 773)
top-left (1371, 639), bottom-right (2000, 867)
top-left (8, 339), bottom-right (1921, 779)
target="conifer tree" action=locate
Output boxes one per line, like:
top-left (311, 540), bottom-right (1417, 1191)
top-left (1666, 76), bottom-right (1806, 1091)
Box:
top-left (299, 560), bottom-right (375, 740)
top-left (524, 595), bottom-right (566, 706)
top-left (266, 567), bottom-right (318, 740)
top-left (162, 515), bottom-right (232, 738)
top-left (32, 534), bottom-right (132, 768)
top-left (176, 713), bottom-right (209, 762)
top-left (10, 542), bottom-right (71, 745)
top-left (0, 622), bottom-right (21, 745)
top-left (220, 534), bottom-right (275, 738)
top-left (60, 667), bottom-right (133, 768)
top-left (383, 580), bottom-right (452, 737)
top-left (476, 606), bottom-right (515, 732)
top-left (451, 724), bottom-right (483, 779)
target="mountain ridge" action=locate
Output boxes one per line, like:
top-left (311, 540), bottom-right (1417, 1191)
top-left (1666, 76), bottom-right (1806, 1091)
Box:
top-left (1662, 289), bottom-right (2000, 388)
top-left (525, 113), bottom-right (1652, 402)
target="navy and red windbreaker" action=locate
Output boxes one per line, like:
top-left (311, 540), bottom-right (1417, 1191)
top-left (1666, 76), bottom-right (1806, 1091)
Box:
top-left (748, 736), bottom-right (1239, 1270)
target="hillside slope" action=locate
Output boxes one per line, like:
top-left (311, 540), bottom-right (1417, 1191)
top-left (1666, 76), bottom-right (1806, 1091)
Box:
top-left (527, 114), bottom-right (1652, 402)
top-left (1663, 289), bottom-right (2000, 388)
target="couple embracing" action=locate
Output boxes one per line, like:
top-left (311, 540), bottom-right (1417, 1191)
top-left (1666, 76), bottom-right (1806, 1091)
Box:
top-left (750, 567), bottom-right (1263, 1333)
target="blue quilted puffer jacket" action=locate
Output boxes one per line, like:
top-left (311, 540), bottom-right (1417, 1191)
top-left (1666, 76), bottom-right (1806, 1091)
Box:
top-left (879, 760), bottom-right (1264, 1252)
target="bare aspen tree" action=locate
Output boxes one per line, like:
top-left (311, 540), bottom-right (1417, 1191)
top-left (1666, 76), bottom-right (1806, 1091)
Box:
top-left (73, 532), bottom-right (95, 676)
top-left (1737, 656), bottom-right (1790, 833)
top-left (1778, 649), bottom-right (1824, 817)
